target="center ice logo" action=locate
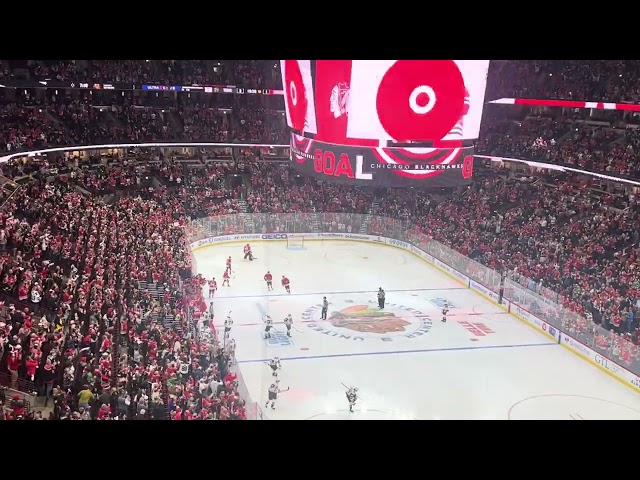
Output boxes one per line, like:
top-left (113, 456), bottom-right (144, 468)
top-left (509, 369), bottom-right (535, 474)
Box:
top-left (302, 300), bottom-right (432, 342)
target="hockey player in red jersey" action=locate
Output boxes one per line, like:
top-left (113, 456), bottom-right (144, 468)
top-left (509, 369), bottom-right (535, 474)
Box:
top-left (243, 244), bottom-right (254, 261)
top-left (281, 275), bottom-right (291, 294)
top-left (208, 278), bottom-right (217, 297)
top-left (226, 256), bottom-right (232, 273)
top-left (222, 270), bottom-right (230, 287)
top-left (264, 271), bottom-right (273, 291)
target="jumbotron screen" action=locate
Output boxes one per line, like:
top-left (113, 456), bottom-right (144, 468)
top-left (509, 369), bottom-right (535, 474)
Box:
top-left (281, 60), bottom-right (489, 145)
top-left (281, 60), bottom-right (489, 186)
top-left (290, 134), bottom-right (474, 187)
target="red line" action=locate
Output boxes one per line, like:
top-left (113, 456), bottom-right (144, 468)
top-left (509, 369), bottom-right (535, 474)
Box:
top-left (213, 311), bottom-right (508, 328)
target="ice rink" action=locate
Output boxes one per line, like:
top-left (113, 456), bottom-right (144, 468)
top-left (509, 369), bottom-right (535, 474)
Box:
top-left (193, 240), bottom-right (640, 420)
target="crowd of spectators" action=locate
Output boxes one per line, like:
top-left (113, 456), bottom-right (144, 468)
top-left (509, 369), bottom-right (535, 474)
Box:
top-left (3, 60), bottom-right (640, 418)
top-left (476, 115), bottom-right (640, 179)
top-left (0, 91), bottom-right (285, 152)
top-left (0, 159), bottom-right (250, 420)
top-left (485, 60), bottom-right (640, 103)
top-left (24, 60), bottom-right (281, 90)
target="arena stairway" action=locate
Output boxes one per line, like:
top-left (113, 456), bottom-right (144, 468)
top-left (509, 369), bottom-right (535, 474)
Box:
top-left (137, 280), bottom-right (181, 332)
top-left (236, 200), bottom-right (256, 233)
top-left (359, 201), bottom-right (379, 234)
top-left (311, 215), bottom-right (321, 233)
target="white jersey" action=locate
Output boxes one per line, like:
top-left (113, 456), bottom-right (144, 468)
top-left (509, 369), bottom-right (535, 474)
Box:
top-left (284, 316), bottom-right (293, 327)
top-left (346, 387), bottom-right (358, 403)
top-left (263, 316), bottom-right (273, 326)
top-left (224, 317), bottom-right (233, 328)
top-left (269, 359), bottom-right (281, 370)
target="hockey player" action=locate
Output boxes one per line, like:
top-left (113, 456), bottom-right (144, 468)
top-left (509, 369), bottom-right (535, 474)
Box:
top-left (283, 314), bottom-right (293, 337)
top-left (441, 301), bottom-right (449, 323)
top-left (281, 275), bottom-right (291, 294)
top-left (346, 386), bottom-right (358, 413)
top-left (224, 314), bottom-right (233, 342)
top-left (265, 380), bottom-right (289, 410)
top-left (225, 338), bottom-right (237, 360)
top-left (208, 278), bottom-right (217, 297)
top-left (208, 302), bottom-right (215, 320)
top-left (222, 270), bottom-right (230, 287)
top-left (225, 256), bottom-right (232, 274)
top-left (267, 357), bottom-right (281, 377)
top-left (264, 271), bottom-right (273, 291)
top-left (263, 315), bottom-right (273, 339)
top-left (243, 244), bottom-right (254, 261)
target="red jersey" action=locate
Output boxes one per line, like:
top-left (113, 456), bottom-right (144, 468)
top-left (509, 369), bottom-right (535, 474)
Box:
top-left (282, 277), bottom-right (290, 287)
top-left (209, 280), bottom-right (217, 289)
top-left (226, 258), bottom-right (232, 267)
top-left (264, 273), bottom-right (273, 282)
top-left (223, 271), bottom-right (229, 279)
top-left (244, 245), bottom-right (251, 253)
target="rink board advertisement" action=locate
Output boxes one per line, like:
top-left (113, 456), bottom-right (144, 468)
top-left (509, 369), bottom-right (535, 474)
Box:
top-left (189, 231), bottom-right (640, 392)
top-left (290, 134), bottom-right (474, 187)
top-left (560, 334), bottom-right (640, 388)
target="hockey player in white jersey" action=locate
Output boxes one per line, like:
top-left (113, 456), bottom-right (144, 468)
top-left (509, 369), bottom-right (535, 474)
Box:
top-left (263, 315), bottom-right (273, 339)
top-left (225, 338), bottom-right (236, 360)
top-left (346, 386), bottom-right (359, 413)
top-left (224, 313), bottom-right (233, 345)
top-left (267, 357), bottom-right (281, 377)
top-left (265, 379), bottom-right (289, 410)
top-left (283, 314), bottom-right (293, 337)
top-left (224, 313), bottom-right (233, 335)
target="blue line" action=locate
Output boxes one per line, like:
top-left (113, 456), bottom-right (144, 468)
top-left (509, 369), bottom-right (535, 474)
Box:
top-left (237, 341), bottom-right (558, 364)
top-left (212, 286), bottom-right (465, 300)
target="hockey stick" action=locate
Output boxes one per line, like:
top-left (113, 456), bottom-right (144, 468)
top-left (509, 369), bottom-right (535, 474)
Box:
top-left (280, 387), bottom-right (290, 392)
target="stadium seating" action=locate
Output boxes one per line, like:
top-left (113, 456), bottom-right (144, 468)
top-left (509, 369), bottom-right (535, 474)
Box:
top-left (2, 60), bottom-right (640, 419)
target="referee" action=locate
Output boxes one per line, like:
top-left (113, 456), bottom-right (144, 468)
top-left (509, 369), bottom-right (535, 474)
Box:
top-left (377, 288), bottom-right (386, 309)
top-left (321, 297), bottom-right (329, 320)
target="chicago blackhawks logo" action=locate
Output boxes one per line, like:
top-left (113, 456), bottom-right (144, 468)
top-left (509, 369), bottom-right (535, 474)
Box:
top-left (302, 300), bottom-right (432, 342)
top-left (330, 82), bottom-right (350, 119)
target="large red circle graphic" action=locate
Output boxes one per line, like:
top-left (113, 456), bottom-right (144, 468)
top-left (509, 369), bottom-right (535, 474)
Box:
top-left (376, 60), bottom-right (465, 142)
top-left (283, 60), bottom-right (308, 133)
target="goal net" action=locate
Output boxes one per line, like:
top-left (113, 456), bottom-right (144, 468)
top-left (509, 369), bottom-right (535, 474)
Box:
top-left (286, 237), bottom-right (304, 249)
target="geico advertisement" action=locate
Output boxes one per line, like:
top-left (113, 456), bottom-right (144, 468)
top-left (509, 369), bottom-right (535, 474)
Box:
top-left (290, 134), bottom-right (474, 187)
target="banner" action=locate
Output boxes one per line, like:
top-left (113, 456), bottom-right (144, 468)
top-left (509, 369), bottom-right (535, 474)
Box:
top-left (290, 134), bottom-right (473, 187)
